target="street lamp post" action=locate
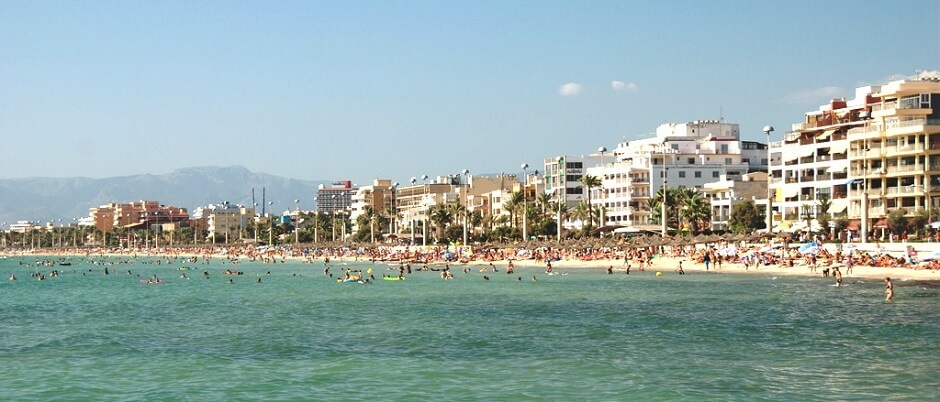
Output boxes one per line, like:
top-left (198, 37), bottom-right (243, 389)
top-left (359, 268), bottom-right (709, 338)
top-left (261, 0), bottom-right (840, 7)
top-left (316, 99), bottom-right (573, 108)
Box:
top-left (764, 125), bottom-right (775, 235)
top-left (658, 145), bottom-right (678, 237)
top-left (410, 177), bottom-right (417, 245)
top-left (294, 199), bottom-right (300, 245)
top-left (268, 201), bottom-right (274, 246)
top-left (521, 163), bottom-right (529, 241)
top-left (253, 202), bottom-right (259, 244)
top-left (330, 194), bottom-right (336, 242)
top-left (556, 156), bottom-right (564, 242)
top-left (422, 174), bottom-right (429, 247)
top-left (462, 169), bottom-right (471, 246)
top-left (390, 182), bottom-right (399, 238)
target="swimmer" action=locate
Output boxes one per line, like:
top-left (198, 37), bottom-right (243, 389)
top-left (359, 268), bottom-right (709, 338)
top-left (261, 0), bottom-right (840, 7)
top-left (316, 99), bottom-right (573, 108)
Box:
top-left (8, 273), bottom-right (15, 281)
top-left (531, 275), bottom-right (537, 282)
top-left (884, 277), bottom-right (894, 302)
top-left (834, 267), bottom-right (843, 287)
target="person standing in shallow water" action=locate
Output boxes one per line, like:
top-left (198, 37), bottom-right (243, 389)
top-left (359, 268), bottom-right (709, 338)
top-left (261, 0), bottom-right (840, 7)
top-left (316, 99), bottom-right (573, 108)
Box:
top-left (884, 277), bottom-right (894, 302)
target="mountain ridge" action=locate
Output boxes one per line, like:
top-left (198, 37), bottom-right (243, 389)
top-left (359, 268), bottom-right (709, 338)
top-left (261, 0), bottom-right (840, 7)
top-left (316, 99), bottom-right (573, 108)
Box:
top-left (0, 166), bottom-right (327, 225)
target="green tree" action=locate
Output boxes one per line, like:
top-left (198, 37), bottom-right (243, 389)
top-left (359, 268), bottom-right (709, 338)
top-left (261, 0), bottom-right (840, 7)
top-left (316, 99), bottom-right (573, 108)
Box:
top-left (728, 200), bottom-right (765, 234)
top-left (581, 175), bottom-right (602, 235)
top-left (816, 193), bottom-right (832, 238)
top-left (429, 203), bottom-right (453, 241)
top-left (887, 208), bottom-right (908, 237)
top-left (911, 208), bottom-right (929, 238)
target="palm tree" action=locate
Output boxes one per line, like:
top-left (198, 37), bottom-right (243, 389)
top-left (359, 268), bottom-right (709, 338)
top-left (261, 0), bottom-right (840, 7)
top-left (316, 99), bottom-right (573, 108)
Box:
top-left (572, 201), bottom-right (591, 237)
top-left (581, 175), bottom-right (602, 235)
top-left (429, 203), bottom-right (453, 241)
top-left (679, 190), bottom-right (710, 233)
top-left (537, 192), bottom-right (554, 215)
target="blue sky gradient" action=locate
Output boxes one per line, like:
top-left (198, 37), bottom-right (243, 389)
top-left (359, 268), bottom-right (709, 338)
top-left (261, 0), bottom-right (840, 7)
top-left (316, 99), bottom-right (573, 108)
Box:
top-left (1, 1), bottom-right (937, 183)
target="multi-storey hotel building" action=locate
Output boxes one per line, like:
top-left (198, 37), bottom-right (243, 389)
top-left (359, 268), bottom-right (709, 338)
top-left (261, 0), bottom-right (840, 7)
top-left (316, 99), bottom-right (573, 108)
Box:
top-left (770, 71), bottom-right (940, 240)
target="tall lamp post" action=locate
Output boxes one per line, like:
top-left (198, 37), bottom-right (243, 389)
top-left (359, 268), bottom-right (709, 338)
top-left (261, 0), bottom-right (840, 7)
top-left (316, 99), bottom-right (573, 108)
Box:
top-left (331, 194), bottom-right (337, 242)
top-left (764, 125), bottom-right (775, 235)
top-left (410, 177), bottom-right (418, 245)
top-left (556, 156), bottom-right (565, 242)
top-left (521, 163), bottom-right (529, 241)
top-left (253, 202), bottom-right (259, 244)
top-left (659, 145), bottom-right (678, 237)
top-left (422, 174), bottom-right (429, 246)
top-left (294, 199), bottom-right (300, 245)
top-left (311, 198), bottom-right (317, 243)
top-left (268, 201), bottom-right (274, 246)
top-left (390, 182), bottom-right (399, 238)
top-left (462, 169), bottom-right (470, 246)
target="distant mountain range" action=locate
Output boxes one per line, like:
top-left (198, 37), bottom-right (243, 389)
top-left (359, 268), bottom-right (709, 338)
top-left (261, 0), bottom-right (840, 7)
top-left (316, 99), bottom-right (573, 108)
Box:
top-left (0, 166), bottom-right (328, 225)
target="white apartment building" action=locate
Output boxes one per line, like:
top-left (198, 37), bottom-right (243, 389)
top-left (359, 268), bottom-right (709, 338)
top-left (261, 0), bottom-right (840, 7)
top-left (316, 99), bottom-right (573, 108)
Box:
top-left (192, 202), bottom-right (255, 242)
top-left (768, 71), bottom-right (940, 241)
top-left (349, 179), bottom-right (396, 234)
top-left (701, 172), bottom-right (768, 231)
top-left (846, 72), bottom-right (940, 240)
top-left (768, 94), bottom-right (860, 232)
top-left (542, 154), bottom-right (600, 213)
top-left (587, 120), bottom-right (758, 228)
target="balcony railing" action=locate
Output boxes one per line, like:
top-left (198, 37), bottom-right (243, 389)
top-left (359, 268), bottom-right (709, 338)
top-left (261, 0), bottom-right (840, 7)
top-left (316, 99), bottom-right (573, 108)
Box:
top-left (885, 186), bottom-right (924, 195)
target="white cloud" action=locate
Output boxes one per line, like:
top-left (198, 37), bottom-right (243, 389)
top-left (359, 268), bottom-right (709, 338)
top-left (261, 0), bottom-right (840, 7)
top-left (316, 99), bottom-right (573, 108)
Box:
top-left (781, 86), bottom-right (843, 104)
top-left (611, 80), bottom-right (638, 93)
top-left (558, 82), bottom-right (583, 96)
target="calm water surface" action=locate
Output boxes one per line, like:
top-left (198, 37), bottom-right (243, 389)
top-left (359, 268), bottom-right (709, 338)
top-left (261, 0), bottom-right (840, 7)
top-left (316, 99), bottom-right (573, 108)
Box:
top-left (1, 256), bottom-right (938, 401)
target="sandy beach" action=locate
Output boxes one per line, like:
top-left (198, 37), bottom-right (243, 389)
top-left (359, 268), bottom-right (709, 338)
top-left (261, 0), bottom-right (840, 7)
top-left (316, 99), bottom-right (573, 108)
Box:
top-left (6, 243), bottom-right (940, 283)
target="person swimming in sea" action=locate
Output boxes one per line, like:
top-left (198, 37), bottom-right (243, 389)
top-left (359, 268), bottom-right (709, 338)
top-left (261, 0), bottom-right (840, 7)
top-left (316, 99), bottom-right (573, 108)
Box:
top-left (884, 277), bottom-right (894, 302)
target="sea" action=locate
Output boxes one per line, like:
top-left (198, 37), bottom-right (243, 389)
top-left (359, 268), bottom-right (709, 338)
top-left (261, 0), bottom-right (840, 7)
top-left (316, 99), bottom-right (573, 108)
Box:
top-left (1, 256), bottom-right (938, 401)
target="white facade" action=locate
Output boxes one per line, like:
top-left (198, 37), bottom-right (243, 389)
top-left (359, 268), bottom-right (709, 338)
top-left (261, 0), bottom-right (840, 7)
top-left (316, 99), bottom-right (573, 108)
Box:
top-left (586, 120), bottom-right (760, 227)
top-left (193, 202), bottom-right (255, 240)
top-left (701, 172), bottom-right (769, 231)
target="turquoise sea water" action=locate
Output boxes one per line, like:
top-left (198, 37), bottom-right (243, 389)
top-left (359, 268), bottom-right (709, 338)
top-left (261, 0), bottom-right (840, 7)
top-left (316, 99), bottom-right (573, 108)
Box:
top-left (1, 256), bottom-right (938, 401)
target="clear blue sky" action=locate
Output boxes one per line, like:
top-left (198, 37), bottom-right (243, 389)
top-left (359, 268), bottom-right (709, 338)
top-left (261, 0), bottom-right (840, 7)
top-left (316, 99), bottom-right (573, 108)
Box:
top-left (2, 1), bottom-right (937, 184)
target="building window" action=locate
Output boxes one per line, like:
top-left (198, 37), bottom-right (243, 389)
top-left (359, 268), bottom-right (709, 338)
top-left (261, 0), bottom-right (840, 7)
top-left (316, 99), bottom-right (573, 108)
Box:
top-left (671, 144), bottom-right (679, 151)
top-left (694, 171), bottom-right (702, 178)
top-left (720, 144), bottom-right (729, 154)
top-left (712, 171), bottom-right (719, 178)
top-left (679, 171), bottom-right (686, 178)
top-left (687, 158), bottom-right (695, 165)
top-left (743, 158), bottom-right (750, 164)
top-left (725, 158), bottom-right (732, 164)
top-left (761, 158), bottom-right (768, 165)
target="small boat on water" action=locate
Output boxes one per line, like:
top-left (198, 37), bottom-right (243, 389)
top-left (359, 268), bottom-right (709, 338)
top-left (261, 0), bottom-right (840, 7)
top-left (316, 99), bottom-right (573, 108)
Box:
top-left (383, 276), bottom-right (405, 281)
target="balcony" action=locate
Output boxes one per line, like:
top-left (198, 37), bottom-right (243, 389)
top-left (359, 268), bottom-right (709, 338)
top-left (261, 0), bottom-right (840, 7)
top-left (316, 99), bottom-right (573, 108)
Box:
top-left (885, 186), bottom-right (925, 196)
top-left (885, 165), bottom-right (922, 174)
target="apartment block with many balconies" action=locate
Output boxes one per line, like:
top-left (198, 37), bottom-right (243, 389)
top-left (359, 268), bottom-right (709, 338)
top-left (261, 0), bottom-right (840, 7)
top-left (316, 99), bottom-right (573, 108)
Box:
top-left (846, 71), bottom-right (940, 240)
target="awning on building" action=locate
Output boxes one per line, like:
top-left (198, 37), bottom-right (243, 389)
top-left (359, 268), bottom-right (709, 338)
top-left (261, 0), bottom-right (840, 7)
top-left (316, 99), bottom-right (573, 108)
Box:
top-left (828, 141), bottom-right (849, 154)
top-left (874, 218), bottom-right (888, 229)
top-left (816, 129), bottom-right (836, 141)
top-left (828, 199), bottom-right (848, 213)
top-left (846, 219), bottom-right (860, 231)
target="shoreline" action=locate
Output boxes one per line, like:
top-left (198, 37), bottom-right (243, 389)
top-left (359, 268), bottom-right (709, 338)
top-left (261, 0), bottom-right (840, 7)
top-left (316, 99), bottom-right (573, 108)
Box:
top-left (5, 248), bottom-right (940, 283)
